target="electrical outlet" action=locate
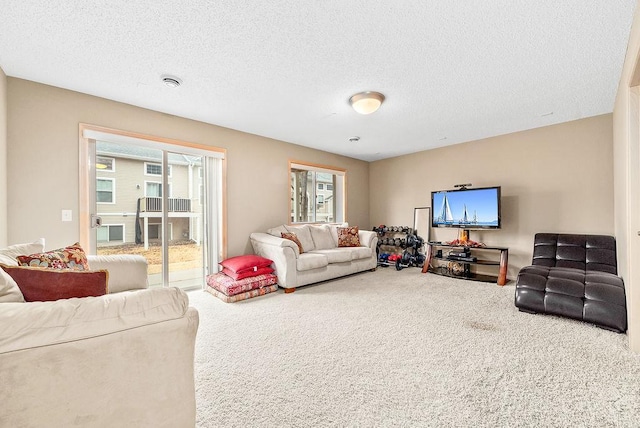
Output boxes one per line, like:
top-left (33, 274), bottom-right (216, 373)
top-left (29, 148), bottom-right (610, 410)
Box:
top-left (61, 210), bottom-right (72, 222)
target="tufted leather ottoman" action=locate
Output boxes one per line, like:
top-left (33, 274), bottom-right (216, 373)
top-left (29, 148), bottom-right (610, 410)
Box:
top-left (515, 234), bottom-right (627, 333)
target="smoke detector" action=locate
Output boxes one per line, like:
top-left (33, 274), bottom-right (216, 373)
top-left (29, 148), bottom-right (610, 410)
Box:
top-left (348, 136), bottom-right (360, 143)
top-left (161, 75), bottom-right (182, 88)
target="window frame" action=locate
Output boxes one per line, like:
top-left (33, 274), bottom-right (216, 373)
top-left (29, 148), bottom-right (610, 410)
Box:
top-left (144, 162), bottom-right (172, 177)
top-left (97, 224), bottom-right (125, 242)
top-left (96, 177), bottom-right (115, 204)
top-left (96, 156), bottom-right (115, 172)
top-left (145, 180), bottom-right (172, 198)
top-left (289, 160), bottom-right (346, 225)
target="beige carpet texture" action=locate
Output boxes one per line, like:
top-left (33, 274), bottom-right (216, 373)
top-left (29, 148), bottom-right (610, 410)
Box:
top-left (188, 268), bottom-right (640, 427)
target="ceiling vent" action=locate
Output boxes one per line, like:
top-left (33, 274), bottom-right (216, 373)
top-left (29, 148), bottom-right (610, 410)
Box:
top-left (161, 75), bottom-right (182, 88)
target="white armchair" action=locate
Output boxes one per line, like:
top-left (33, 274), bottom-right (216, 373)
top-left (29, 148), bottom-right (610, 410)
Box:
top-left (0, 241), bottom-right (199, 427)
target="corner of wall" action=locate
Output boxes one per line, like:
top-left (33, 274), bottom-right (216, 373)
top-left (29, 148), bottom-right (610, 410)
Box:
top-left (0, 66), bottom-right (7, 247)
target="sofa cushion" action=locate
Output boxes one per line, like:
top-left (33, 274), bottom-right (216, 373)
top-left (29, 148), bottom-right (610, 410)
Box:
top-left (221, 266), bottom-right (274, 280)
top-left (16, 242), bottom-right (90, 271)
top-left (309, 225), bottom-right (335, 250)
top-left (285, 224), bottom-right (315, 252)
top-left (0, 269), bottom-right (24, 303)
top-left (311, 249), bottom-right (352, 263)
top-left (0, 265), bottom-right (109, 302)
top-left (296, 253), bottom-right (328, 271)
top-left (207, 271), bottom-right (278, 296)
top-left (348, 246), bottom-right (373, 260)
top-left (219, 254), bottom-right (273, 274)
top-left (0, 239), bottom-right (45, 303)
top-left (337, 226), bottom-right (361, 247)
top-left (267, 224), bottom-right (288, 238)
top-left (0, 238), bottom-right (45, 266)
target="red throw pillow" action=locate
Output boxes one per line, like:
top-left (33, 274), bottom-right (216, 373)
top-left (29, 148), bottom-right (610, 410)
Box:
top-left (222, 266), bottom-right (275, 280)
top-left (219, 255), bottom-right (273, 274)
top-left (16, 242), bottom-right (90, 271)
top-left (337, 226), bottom-right (361, 247)
top-left (0, 264), bottom-right (109, 302)
top-left (281, 232), bottom-right (304, 253)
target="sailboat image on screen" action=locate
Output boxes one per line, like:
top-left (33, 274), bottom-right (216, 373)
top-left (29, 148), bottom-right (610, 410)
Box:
top-left (436, 194), bottom-right (454, 224)
top-left (460, 205), bottom-right (479, 225)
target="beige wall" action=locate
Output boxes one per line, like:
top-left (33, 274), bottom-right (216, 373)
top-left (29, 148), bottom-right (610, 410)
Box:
top-left (6, 78), bottom-right (370, 256)
top-left (0, 66), bottom-right (6, 247)
top-left (613, 1), bottom-right (640, 352)
top-left (370, 114), bottom-right (614, 280)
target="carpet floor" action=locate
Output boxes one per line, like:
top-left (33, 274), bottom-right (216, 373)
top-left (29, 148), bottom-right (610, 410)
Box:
top-left (188, 268), bottom-right (640, 427)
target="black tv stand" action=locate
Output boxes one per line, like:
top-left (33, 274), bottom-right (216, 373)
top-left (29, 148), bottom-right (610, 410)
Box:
top-left (421, 241), bottom-right (509, 286)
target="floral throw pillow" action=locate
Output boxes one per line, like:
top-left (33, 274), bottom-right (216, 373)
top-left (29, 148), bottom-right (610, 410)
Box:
top-left (281, 232), bottom-right (304, 254)
top-left (337, 226), bottom-right (361, 247)
top-left (16, 242), bottom-right (90, 271)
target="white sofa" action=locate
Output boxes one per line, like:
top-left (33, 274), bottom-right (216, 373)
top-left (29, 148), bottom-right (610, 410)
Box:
top-left (250, 224), bottom-right (378, 291)
top-left (0, 240), bottom-right (199, 428)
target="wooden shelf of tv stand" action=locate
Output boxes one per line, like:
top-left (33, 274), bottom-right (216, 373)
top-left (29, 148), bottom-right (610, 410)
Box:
top-left (421, 242), bottom-right (509, 286)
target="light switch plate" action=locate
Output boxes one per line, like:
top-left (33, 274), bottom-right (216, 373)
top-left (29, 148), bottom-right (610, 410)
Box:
top-left (61, 210), bottom-right (72, 222)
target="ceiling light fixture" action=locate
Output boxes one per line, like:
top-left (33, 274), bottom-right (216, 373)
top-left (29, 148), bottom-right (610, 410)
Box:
top-left (162, 75), bottom-right (182, 88)
top-left (349, 91), bottom-right (385, 115)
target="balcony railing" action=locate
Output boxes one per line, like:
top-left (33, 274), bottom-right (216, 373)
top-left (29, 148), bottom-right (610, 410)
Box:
top-left (140, 197), bottom-right (192, 213)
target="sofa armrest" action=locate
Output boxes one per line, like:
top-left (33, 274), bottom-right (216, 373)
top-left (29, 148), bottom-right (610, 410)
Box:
top-left (87, 254), bottom-right (148, 293)
top-left (250, 233), bottom-right (298, 288)
top-left (0, 288), bottom-right (199, 427)
top-left (359, 230), bottom-right (378, 249)
top-left (0, 287), bottom-right (193, 354)
top-left (249, 233), bottom-right (300, 255)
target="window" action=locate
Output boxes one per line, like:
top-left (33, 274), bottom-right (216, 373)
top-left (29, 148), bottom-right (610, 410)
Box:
top-left (97, 224), bottom-right (124, 242)
top-left (290, 161), bottom-right (345, 224)
top-left (147, 223), bottom-right (173, 240)
top-left (96, 156), bottom-right (115, 172)
top-left (96, 178), bottom-right (115, 203)
top-left (145, 162), bottom-right (172, 177)
top-left (148, 224), bottom-right (160, 240)
top-left (145, 181), bottom-right (172, 198)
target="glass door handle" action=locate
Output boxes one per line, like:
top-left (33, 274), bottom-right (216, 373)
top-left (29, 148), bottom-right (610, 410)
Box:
top-left (90, 214), bottom-right (102, 228)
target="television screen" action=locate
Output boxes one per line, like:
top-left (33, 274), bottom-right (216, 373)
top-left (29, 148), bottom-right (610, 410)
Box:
top-left (431, 186), bottom-right (501, 229)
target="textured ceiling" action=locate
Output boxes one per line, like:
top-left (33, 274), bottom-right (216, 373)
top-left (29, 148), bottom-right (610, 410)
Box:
top-left (0, 1), bottom-right (636, 161)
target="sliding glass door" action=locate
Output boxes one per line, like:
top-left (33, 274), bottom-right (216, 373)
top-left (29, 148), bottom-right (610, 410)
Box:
top-left (166, 151), bottom-right (205, 289)
top-left (82, 129), bottom-right (224, 290)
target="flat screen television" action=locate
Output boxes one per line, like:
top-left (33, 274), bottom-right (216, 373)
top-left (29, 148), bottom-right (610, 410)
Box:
top-left (431, 186), bottom-right (501, 229)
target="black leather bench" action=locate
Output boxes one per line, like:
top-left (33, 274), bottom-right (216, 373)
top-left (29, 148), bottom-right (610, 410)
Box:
top-left (514, 233), bottom-right (627, 333)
